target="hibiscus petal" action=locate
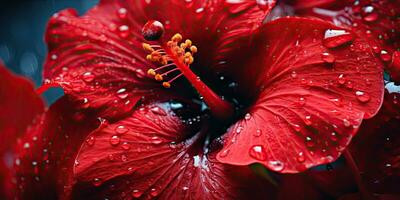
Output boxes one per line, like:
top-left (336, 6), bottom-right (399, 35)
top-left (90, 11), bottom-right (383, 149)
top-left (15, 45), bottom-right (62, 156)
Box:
top-left (217, 17), bottom-right (384, 173)
top-left (44, 0), bottom-right (276, 119)
top-left (0, 65), bottom-right (44, 198)
top-left (11, 97), bottom-right (99, 199)
top-left (73, 102), bottom-right (274, 199)
top-left (349, 88), bottom-right (400, 195)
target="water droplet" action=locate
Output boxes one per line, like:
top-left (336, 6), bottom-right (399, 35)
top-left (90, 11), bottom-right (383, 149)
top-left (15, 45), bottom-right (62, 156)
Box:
top-left (131, 189), bottom-right (142, 198)
top-left (116, 88), bottom-right (128, 99)
top-left (182, 186), bottom-right (189, 191)
top-left (321, 52), bottom-right (335, 64)
top-left (115, 125), bottom-right (128, 134)
top-left (142, 20), bottom-right (165, 41)
top-left (268, 160), bottom-right (285, 171)
top-left (304, 115), bottom-right (312, 126)
top-left (297, 152), bottom-right (305, 162)
top-left (92, 178), bottom-right (102, 186)
top-left (150, 106), bottom-right (167, 116)
top-left (337, 74), bottom-right (346, 85)
top-left (323, 29), bottom-right (354, 48)
top-left (82, 72), bottom-right (95, 82)
top-left (298, 97), bottom-right (306, 106)
top-left (306, 136), bottom-right (315, 147)
top-left (249, 145), bottom-right (267, 161)
top-left (330, 132), bottom-right (338, 141)
top-left (121, 142), bottom-right (130, 150)
top-left (86, 135), bottom-right (95, 146)
top-left (244, 113), bottom-right (251, 120)
top-left (380, 50), bottom-right (391, 62)
top-left (151, 136), bottom-right (162, 145)
top-left (362, 6), bottom-right (378, 22)
top-left (355, 91), bottom-right (370, 103)
top-left (117, 7), bottom-right (127, 19)
top-left (343, 119), bottom-right (351, 127)
top-left (219, 149), bottom-right (230, 157)
top-left (254, 129), bottom-right (262, 137)
top-left (291, 71), bottom-right (297, 78)
top-left (51, 54), bottom-right (57, 60)
top-left (235, 126), bottom-right (243, 133)
top-left (110, 135), bottom-right (121, 146)
top-left (118, 25), bottom-right (130, 38)
top-left (150, 188), bottom-right (159, 197)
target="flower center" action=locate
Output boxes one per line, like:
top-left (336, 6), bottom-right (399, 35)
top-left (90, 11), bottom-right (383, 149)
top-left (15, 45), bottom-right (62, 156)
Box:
top-left (142, 20), bottom-right (234, 121)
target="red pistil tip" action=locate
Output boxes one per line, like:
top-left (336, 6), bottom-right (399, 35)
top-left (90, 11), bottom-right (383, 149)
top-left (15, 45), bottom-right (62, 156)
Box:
top-left (142, 20), bottom-right (165, 41)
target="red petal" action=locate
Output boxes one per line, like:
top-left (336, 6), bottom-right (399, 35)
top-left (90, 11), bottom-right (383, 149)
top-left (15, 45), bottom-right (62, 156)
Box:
top-left (289, 0), bottom-right (400, 83)
top-left (11, 97), bottom-right (99, 199)
top-left (73, 102), bottom-right (275, 199)
top-left (0, 65), bottom-right (44, 198)
top-left (349, 88), bottom-right (400, 195)
top-left (217, 17), bottom-right (384, 173)
top-left (44, 0), bottom-right (276, 119)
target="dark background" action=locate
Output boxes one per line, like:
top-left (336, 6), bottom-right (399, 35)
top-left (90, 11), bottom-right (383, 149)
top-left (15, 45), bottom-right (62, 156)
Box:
top-left (0, 0), bottom-right (99, 103)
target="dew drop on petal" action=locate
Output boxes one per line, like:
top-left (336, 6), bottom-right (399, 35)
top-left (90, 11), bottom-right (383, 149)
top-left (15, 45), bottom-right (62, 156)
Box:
top-left (362, 5), bottom-right (378, 22)
top-left (121, 142), bottom-right (130, 150)
top-left (323, 29), bottom-right (354, 48)
top-left (355, 91), bottom-right (371, 103)
top-left (337, 74), bottom-right (346, 85)
top-left (244, 113), bottom-right (251, 120)
top-left (142, 20), bottom-right (165, 41)
top-left (118, 25), bottom-right (130, 38)
top-left (110, 135), bottom-right (121, 146)
top-left (321, 52), bottom-right (335, 64)
top-left (380, 50), bottom-right (391, 62)
top-left (86, 135), bottom-right (95, 146)
top-left (151, 136), bottom-right (162, 145)
top-left (92, 178), bottom-right (101, 186)
top-left (131, 189), bottom-right (143, 198)
top-left (254, 129), bottom-right (262, 137)
top-left (249, 145), bottom-right (267, 161)
top-left (117, 7), bottom-right (127, 19)
top-left (82, 72), bottom-right (95, 82)
top-left (306, 136), bottom-right (315, 147)
top-left (297, 152), bottom-right (305, 163)
top-left (115, 125), bottom-right (128, 134)
top-left (330, 132), bottom-right (338, 141)
top-left (343, 118), bottom-right (351, 127)
top-left (304, 115), bottom-right (312, 126)
top-left (150, 188), bottom-right (159, 197)
top-left (268, 160), bottom-right (284, 172)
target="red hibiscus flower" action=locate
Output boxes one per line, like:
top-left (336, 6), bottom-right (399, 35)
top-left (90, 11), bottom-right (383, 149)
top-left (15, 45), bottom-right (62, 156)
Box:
top-left (5, 0), bottom-right (387, 199)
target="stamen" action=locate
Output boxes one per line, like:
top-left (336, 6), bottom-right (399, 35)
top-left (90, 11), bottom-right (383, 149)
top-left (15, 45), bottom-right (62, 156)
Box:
top-left (142, 28), bottom-right (234, 120)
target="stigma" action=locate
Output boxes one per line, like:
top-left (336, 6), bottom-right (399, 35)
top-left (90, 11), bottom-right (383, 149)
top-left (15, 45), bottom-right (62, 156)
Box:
top-left (143, 33), bottom-right (198, 88)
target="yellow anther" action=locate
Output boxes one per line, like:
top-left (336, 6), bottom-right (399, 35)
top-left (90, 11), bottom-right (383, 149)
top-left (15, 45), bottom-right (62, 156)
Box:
top-left (155, 74), bottom-right (163, 81)
top-left (184, 52), bottom-right (192, 58)
top-left (142, 43), bottom-right (154, 52)
top-left (172, 33), bottom-right (182, 42)
top-left (162, 82), bottom-right (171, 88)
top-left (146, 54), bottom-right (152, 61)
top-left (180, 43), bottom-right (187, 49)
top-left (184, 56), bottom-right (194, 65)
top-left (185, 39), bottom-right (192, 47)
top-left (167, 41), bottom-right (174, 47)
top-left (147, 69), bottom-right (156, 76)
top-left (190, 45), bottom-right (197, 53)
